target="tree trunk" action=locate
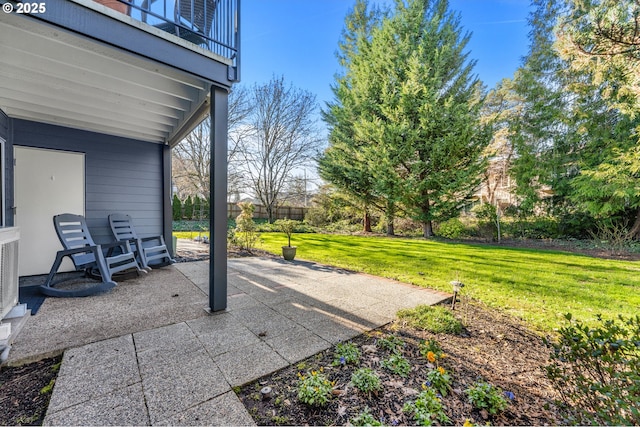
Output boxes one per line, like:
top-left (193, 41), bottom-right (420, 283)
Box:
top-left (423, 221), bottom-right (433, 238)
top-left (386, 201), bottom-right (395, 236)
top-left (267, 205), bottom-right (275, 224)
top-left (630, 206), bottom-right (640, 239)
top-left (363, 210), bottom-right (372, 233)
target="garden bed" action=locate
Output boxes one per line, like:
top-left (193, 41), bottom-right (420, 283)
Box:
top-left (238, 301), bottom-right (565, 426)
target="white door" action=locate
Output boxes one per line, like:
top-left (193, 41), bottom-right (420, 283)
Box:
top-left (14, 147), bottom-right (85, 276)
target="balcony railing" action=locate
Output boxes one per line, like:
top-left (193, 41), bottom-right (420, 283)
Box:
top-left (100, 0), bottom-right (239, 74)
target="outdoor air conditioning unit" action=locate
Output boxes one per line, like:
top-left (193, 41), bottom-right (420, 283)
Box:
top-left (0, 228), bottom-right (19, 320)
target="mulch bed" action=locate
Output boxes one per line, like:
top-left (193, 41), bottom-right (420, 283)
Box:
top-left (238, 301), bottom-right (565, 426)
top-left (0, 356), bottom-right (61, 426)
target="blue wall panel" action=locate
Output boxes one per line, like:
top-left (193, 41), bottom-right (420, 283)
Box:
top-left (11, 119), bottom-right (165, 244)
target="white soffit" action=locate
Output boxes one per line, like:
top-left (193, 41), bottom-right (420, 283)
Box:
top-left (0, 12), bottom-right (210, 143)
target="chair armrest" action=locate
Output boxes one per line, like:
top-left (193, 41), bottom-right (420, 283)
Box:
top-left (57, 245), bottom-right (102, 257)
top-left (141, 235), bottom-right (166, 246)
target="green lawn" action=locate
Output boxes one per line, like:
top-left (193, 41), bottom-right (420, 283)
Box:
top-left (257, 232), bottom-right (640, 332)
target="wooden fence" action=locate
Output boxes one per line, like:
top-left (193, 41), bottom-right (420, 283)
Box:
top-left (227, 203), bottom-right (308, 220)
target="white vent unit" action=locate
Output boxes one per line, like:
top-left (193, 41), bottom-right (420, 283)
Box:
top-left (0, 228), bottom-right (19, 320)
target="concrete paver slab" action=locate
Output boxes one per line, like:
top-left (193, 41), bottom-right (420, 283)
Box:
top-left (264, 325), bottom-right (332, 363)
top-left (44, 383), bottom-right (148, 426)
top-left (46, 335), bottom-right (140, 413)
top-left (155, 391), bottom-right (256, 426)
top-left (229, 304), bottom-right (301, 337)
top-left (35, 256), bottom-right (450, 426)
top-left (141, 351), bottom-right (229, 424)
top-left (214, 341), bottom-right (289, 387)
top-left (187, 312), bottom-right (267, 358)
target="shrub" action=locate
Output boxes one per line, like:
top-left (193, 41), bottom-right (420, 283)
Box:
top-left (274, 218), bottom-right (298, 247)
top-left (297, 370), bottom-right (333, 407)
top-left (381, 354), bottom-right (411, 377)
top-left (235, 202), bottom-right (259, 252)
top-left (465, 381), bottom-right (509, 415)
top-left (397, 305), bottom-right (463, 335)
top-left (332, 342), bottom-right (360, 366)
top-left (544, 313), bottom-right (640, 425)
top-left (351, 368), bottom-right (382, 396)
top-left (472, 203), bottom-right (499, 240)
top-left (403, 389), bottom-right (450, 426)
top-left (437, 217), bottom-right (467, 239)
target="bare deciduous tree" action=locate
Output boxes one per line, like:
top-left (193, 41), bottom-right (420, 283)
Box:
top-left (239, 76), bottom-right (321, 222)
top-left (172, 85), bottom-right (251, 201)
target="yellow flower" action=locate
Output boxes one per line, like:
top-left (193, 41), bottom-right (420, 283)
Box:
top-left (438, 366), bottom-right (446, 375)
top-left (421, 383), bottom-right (427, 390)
top-left (427, 351), bottom-right (436, 363)
top-left (319, 366), bottom-right (324, 372)
top-left (311, 370), bottom-right (317, 376)
top-left (463, 419), bottom-right (474, 427)
top-left (440, 353), bottom-right (447, 359)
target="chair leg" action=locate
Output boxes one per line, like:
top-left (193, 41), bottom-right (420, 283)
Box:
top-left (135, 238), bottom-right (152, 271)
top-left (40, 249), bottom-right (117, 297)
top-left (42, 252), bottom-right (66, 289)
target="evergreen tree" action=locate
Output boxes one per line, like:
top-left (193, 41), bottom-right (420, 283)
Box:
top-left (350, 0), bottom-right (490, 237)
top-left (192, 196), bottom-right (201, 220)
top-left (172, 194), bottom-right (182, 221)
top-left (320, 0), bottom-right (385, 233)
top-left (183, 195), bottom-right (194, 220)
top-left (508, 0), bottom-right (640, 237)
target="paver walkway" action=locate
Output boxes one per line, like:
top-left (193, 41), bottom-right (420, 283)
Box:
top-left (40, 257), bottom-right (449, 425)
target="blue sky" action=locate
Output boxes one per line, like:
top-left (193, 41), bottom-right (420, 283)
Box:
top-left (240, 0), bottom-right (532, 109)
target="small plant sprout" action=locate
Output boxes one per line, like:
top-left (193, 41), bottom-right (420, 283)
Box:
top-left (419, 339), bottom-right (444, 361)
top-left (376, 335), bottom-right (405, 353)
top-left (351, 407), bottom-right (383, 426)
top-left (424, 366), bottom-right (452, 396)
top-left (465, 380), bottom-right (509, 415)
top-left (332, 342), bottom-right (361, 366)
top-left (351, 368), bottom-right (382, 396)
top-left (296, 370), bottom-right (334, 407)
top-left (381, 353), bottom-right (412, 377)
top-left (403, 388), bottom-right (450, 426)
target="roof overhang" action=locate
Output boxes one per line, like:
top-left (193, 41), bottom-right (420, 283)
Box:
top-left (0, 11), bottom-right (220, 144)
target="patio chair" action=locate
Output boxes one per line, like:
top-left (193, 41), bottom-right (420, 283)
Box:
top-left (40, 214), bottom-right (144, 297)
top-left (108, 213), bottom-right (175, 270)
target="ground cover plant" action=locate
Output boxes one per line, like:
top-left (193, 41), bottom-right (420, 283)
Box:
top-left (238, 301), bottom-right (564, 425)
top-left (257, 232), bottom-right (640, 331)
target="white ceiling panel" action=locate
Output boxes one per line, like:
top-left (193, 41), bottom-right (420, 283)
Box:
top-left (0, 12), bottom-right (212, 144)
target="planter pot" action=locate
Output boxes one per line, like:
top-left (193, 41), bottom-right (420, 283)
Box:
top-left (282, 246), bottom-right (297, 261)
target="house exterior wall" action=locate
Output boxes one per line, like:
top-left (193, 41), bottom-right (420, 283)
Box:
top-left (9, 119), bottom-right (166, 245)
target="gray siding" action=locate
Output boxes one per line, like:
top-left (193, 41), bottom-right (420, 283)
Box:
top-left (11, 119), bottom-right (165, 244)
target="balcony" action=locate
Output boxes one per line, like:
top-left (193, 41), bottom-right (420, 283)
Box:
top-left (0, 0), bottom-right (239, 143)
top-left (93, 0), bottom-right (239, 79)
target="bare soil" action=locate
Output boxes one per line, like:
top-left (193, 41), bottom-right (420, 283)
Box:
top-left (0, 356), bottom-right (61, 426)
top-left (238, 300), bottom-right (565, 426)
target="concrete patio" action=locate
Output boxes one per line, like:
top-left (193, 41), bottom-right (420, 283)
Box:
top-left (9, 256), bottom-right (450, 426)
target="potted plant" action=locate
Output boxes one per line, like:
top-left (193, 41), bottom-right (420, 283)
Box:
top-left (275, 218), bottom-right (297, 261)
